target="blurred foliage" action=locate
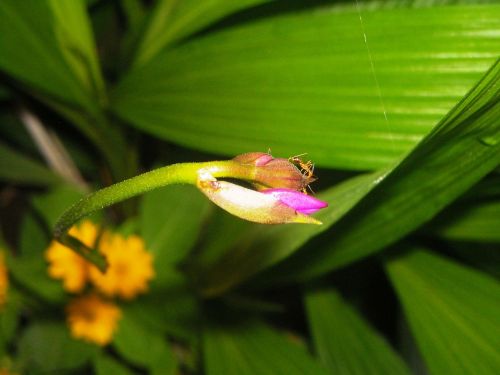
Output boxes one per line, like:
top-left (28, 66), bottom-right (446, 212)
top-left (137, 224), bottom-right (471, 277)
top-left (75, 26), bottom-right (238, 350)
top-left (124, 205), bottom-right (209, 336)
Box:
top-left (0, 0), bottom-right (499, 374)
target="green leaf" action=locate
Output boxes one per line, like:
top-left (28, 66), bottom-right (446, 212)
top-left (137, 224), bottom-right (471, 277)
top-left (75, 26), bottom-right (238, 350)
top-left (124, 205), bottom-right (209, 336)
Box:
top-left (7, 209), bottom-right (66, 303)
top-left (197, 169), bottom-right (386, 296)
top-left (433, 200), bottom-right (500, 242)
top-left (261, 58), bottom-right (500, 283)
top-left (19, 212), bottom-right (49, 258)
top-left (113, 311), bottom-right (176, 374)
top-left (0, 141), bottom-right (61, 186)
top-left (0, 0), bottom-right (104, 113)
top-left (0, 289), bottom-right (20, 354)
top-left (203, 319), bottom-right (329, 375)
top-left (35, 94), bottom-right (132, 181)
top-left (47, 0), bottom-right (106, 102)
top-left (94, 354), bottom-right (134, 375)
top-left (0, 113), bottom-right (40, 155)
top-left (18, 322), bottom-right (98, 373)
top-left (461, 175), bottom-right (500, 201)
top-left (133, 0), bottom-right (273, 67)
top-left (191, 210), bottom-right (255, 270)
top-left (6, 251), bottom-right (66, 305)
top-left (0, 1), bottom-right (132, 180)
top-left (120, 0), bottom-right (146, 33)
top-left (305, 288), bottom-right (411, 375)
top-left (0, 84), bottom-right (10, 100)
top-left (112, 3), bottom-right (499, 170)
top-left (385, 249), bottom-right (500, 374)
top-left (31, 184), bottom-right (85, 229)
top-left (140, 185), bottom-right (211, 269)
top-left (449, 243), bottom-right (500, 280)
top-left (123, 269), bottom-right (199, 342)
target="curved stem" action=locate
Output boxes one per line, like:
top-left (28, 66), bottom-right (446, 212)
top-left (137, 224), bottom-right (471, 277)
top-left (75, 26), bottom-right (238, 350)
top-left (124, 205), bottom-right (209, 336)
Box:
top-left (53, 160), bottom-right (253, 271)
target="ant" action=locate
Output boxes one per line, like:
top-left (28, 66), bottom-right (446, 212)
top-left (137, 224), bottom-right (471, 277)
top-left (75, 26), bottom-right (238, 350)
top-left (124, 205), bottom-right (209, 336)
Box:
top-left (288, 153), bottom-right (317, 194)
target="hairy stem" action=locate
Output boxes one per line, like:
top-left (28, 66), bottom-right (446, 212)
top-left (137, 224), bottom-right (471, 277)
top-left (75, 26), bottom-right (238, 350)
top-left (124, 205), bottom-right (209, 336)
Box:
top-left (53, 160), bottom-right (253, 271)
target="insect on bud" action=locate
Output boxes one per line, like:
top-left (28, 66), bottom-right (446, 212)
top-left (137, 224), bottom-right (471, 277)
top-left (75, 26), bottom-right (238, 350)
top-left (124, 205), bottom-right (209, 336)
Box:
top-left (233, 152), bottom-right (314, 192)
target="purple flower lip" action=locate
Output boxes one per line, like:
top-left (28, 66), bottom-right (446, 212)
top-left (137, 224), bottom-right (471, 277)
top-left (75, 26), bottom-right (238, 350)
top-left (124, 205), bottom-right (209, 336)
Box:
top-left (261, 188), bottom-right (328, 215)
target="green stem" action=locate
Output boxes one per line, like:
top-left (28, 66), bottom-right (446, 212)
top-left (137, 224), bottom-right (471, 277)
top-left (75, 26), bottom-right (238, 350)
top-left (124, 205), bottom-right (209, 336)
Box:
top-left (53, 160), bottom-right (253, 271)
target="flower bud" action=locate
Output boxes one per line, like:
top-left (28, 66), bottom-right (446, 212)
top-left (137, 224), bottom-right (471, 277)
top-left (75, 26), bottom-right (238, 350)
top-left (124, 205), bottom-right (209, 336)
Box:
top-left (232, 152), bottom-right (274, 166)
top-left (260, 188), bottom-right (328, 215)
top-left (233, 152), bottom-right (314, 192)
top-left (196, 169), bottom-right (326, 225)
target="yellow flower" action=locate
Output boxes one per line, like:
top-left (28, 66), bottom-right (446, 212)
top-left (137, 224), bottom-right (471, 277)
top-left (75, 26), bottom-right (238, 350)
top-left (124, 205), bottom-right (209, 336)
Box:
top-left (90, 232), bottom-right (154, 300)
top-left (45, 221), bottom-right (99, 292)
top-left (66, 293), bottom-right (121, 346)
top-left (0, 368), bottom-right (18, 375)
top-left (0, 251), bottom-right (8, 309)
top-left (0, 359), bottom-right (19, 375)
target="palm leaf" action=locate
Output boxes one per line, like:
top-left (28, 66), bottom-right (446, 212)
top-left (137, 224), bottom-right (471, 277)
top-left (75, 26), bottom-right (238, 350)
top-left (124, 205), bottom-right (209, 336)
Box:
top-left (262, 58), bottom-right (500, 283)
top-left (0, 0), bottom-right (104, 113)
top-left (386, 249), bottom-right (500, 374)
top-left (433, 200), bottom-right (500, 242)
top-left (133, 0), bottom-right (273, 67)
top-left (203, 319), bottom-right (329, 374)
top-left (197, 59), bottom-right (499, 293)
top-left (112, 3), bottom-right (499, 170)
top-left (0, 141), bottom-right (61, 186)
top-left (305, 288), bottom-right (411, 374)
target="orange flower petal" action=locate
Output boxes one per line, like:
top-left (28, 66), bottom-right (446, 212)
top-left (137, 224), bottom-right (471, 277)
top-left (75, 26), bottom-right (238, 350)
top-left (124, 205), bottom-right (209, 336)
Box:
top-left (90, 233), bottom-right (155, 300)
top-left (66, 294), bottom-right (121, 346)
top-left (45, 221), bottom-right (99, 292)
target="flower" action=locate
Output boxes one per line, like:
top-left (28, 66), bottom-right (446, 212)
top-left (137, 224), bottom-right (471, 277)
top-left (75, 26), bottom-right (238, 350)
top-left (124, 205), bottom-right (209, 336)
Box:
top-left (197, 169), bottom-right (328, 224)
top-left (261, 188), bottom-right (328, 215)
top-left (47, 220), bottom-right (154, 299)
top-left (0, 251), bottom-right (8, 309)
top-left (89, 232), bottom-right (154, 300)
top-left (46, 220), bottom-right (99, 292)
top-left (0, 364), bottom-right (18, 375)
top-left (66, 293), bottom-right (121, 346)
top-left (233, 152), bottom-right (314, 192)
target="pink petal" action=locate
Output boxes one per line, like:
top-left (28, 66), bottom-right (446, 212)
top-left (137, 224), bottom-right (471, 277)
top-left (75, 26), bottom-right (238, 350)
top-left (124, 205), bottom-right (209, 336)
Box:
top-left (254, 154), bottom-right (274, 166)
top-left (261, 188), bottom-right (328, 215)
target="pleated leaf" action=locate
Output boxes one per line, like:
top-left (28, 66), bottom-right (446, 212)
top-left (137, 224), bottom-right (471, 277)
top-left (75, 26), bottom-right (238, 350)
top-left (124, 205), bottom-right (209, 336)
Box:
top-left (449, 243), bottom-right (500, 280)
top-left (261, 58), bottom-right (500, 283)
top-left (122, 269), bottom-right (199, 342)
top-left (112, 3), bottom-right (499, 170)
top-left (386, 249), bottom-right (500, 374)
top-left (113, 311), bottom-right (176, 374)
top-left (433, 201), bottom-right (500, 242)
top-left (0, 0), bottom-right (104, 113)
top-left (199, 59), bottom-right (499, 293)
top-left (94, 355), bottom-right (134, 375)
top-left (6, 255), bottom-right (66, 304)
top-left (198, 169), bottom-right (387, 296)
top-left (47, 0), bottom-right (105, 99)
top-left (203, 320), bottom-right (329, 375)
top-left (0, 291), bottom-right (19, 356)
top-left (0, 0), bottom-right (104, 111)
top-left (18, 322), bottom-right (98, 373)
top-left (0, 142), bottom-right (61, 186)
top-left (19, 213), bottom-right (49, 258)
top-left (133, 0), bottom-right (273, 67)
top-left (140, 185), bottom-right (211, 269)
top-left (31, 184), bottom-right (84, 229)
top-left (305, 288), bottom-right (411, 375)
